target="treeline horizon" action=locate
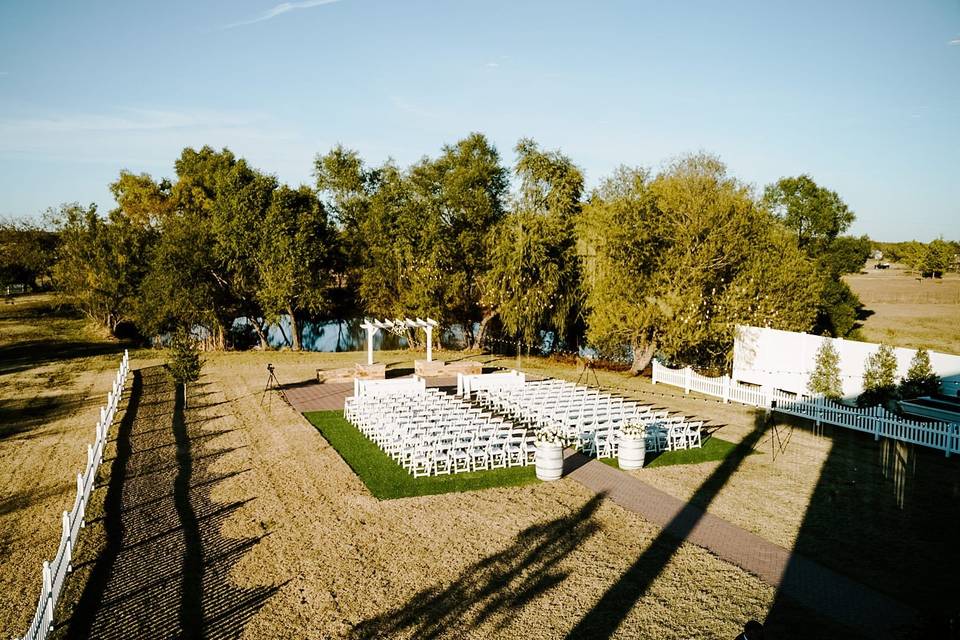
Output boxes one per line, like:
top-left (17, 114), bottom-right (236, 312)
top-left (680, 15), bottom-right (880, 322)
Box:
top-left (3, 133), bottom-right (958, 371)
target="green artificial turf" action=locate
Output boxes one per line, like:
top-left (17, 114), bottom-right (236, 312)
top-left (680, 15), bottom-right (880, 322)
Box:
top-left (600, 435), bottom-right (741, 470)
top-left (304, 410), bottom-right (539, 500)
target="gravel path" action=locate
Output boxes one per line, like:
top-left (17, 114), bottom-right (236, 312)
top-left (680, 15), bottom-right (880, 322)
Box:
top-left (59, 366), bottom-right (279, 639)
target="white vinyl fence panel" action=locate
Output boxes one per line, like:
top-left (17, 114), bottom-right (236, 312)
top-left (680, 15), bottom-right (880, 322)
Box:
top-left (19, 350), bottom-right (130, 640)
top-left (652, 359), bottom-right (960, 457)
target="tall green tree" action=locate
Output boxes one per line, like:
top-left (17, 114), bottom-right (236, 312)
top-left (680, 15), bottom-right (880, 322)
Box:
top-left (808, 339), bottom-right (843, 400)
top-left (580, 156), bottom-right (821, 373)
top-left (315, 134), bottom-right (509, 347)
top-left (137, 146), bottom-right (276, 347)
top-left (483, 139), bottom-right (584, 348)
top-left (921, 238), bottom-right (954, 274)
top-left (899, 348), bottom-right (940, 399)
top-left (764, 175), bottom-right (863, 338)
top-left (256, 185), bottom-right (337, 350)
top-left (858, 343), bottom-right (899, 407)
top-left (763, 175), bottom-right (854, 252)
top-left (51, 203), bottom-right (154, 333)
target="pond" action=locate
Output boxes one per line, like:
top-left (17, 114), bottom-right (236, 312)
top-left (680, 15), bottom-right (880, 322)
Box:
top-left (236, 316), bottom-right (473, 352)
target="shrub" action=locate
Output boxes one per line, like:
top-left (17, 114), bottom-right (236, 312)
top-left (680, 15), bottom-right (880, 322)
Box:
top-left (808, 339), bottom-right (843, 400)
top-left (858, 343), bottom-right (898, 407)
top-left (167, 329), bottom-right (202, 385)
top-left (899, 348), bottom-right (940, 399)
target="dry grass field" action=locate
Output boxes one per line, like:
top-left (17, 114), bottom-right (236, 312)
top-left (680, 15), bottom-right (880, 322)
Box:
top-left (3, 295), bottom-right (957, 638)
top-left (845, 264), bottom-right (960, 354)
top-left (0, 295), bottom-right (130, 635)
top-left (46, 349), bottom-right (845, 639)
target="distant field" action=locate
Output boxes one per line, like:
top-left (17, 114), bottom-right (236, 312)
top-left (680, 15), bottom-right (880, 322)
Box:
top-left (845, 263), bottom-right (960, 355)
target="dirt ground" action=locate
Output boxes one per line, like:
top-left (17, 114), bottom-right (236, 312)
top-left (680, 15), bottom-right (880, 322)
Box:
top-left (2, 341), bottom-right (847, 639)
top-left (845, 264), bottom-right (960, 354)
top-left (3, 295), bottom-right (953, 638)
top-left (116, 351), bottom-right (847, 639)
top-left (0, 295), bottom-right (128, 636)
top-left (492, 355), bottom-right (960, 623)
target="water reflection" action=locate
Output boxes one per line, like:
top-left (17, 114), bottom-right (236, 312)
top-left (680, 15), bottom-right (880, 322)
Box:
top-left (235, 317), bottom-right (472, 352)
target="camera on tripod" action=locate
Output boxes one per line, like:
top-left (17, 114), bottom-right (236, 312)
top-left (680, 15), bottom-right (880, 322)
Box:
top-left (261, 363), bottom-right (288, 407)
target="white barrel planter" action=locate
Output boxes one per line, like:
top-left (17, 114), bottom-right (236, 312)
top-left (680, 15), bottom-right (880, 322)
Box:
top-left (535, 443), bottom-right (564, 481)
top-left (618, 437), bottom-right (645, 470)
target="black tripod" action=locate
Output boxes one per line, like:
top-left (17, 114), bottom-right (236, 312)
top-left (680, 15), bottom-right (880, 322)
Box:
top-left (261, 363), bottom-right (289, 407)
top-left (576, 356), bottom-right (602, 389)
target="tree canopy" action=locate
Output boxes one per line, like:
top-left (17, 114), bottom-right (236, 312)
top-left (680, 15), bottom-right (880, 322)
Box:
top-left (37, 134), bottom-right (934, 373)
top-left (763, 175), bottom-right (854, 252)
top-left (580, 155), bottom-right (821, 372)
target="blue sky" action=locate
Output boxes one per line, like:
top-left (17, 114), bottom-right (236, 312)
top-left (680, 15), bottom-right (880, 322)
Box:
top-left (0, 0), bottom-right (957, 241)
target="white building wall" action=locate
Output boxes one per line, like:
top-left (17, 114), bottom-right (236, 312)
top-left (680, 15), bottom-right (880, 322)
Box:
top-left (732, 325), bottom-right (960, 400)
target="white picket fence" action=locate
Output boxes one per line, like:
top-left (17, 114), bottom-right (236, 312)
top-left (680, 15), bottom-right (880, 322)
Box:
top-left (652, 360), bottom-right (960, 457)
top-left (18, 350), bottom-right (131, 640)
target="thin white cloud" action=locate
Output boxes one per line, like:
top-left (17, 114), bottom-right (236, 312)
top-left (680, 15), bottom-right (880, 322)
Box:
top-left (0, 106), bottom-right (310, 172)
top-left (951, 38), bottom-right (960, 45)
top-left (223, 0), bottom-right (342, 29)
top-left (485, 62), bottom-right (500, 68)
top-left (389, 96), bottom-right (440, 120)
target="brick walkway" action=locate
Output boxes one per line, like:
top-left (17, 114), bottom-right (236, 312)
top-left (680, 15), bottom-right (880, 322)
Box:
top-left (562, 450), bottom-right (920, 638)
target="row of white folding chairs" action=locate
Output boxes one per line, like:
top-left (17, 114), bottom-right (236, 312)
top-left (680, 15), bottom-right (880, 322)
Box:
top-left (344, 390), bottom-right (538, 476)
top-left (368, 417), bottom-right (536, 477)
top-left (483, 382), bottom-right (656, 442)
top-left (579, 418), bottom-right (703, 458)
top-left (403, 427), bottom-right (537, 477)
top-left (478, 380), bottom-right (644, 424)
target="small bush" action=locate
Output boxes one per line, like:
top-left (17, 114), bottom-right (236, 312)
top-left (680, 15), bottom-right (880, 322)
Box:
top-left (899, 348), bottom-right (940, 399)
top-left (858, 343), bottom-right (898, 407)
top-left (808, 339), bottom-right (842, 400)
top-left (167, 329), bottom-right (202, 385)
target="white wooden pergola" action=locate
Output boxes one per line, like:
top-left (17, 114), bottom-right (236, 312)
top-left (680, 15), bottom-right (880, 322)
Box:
top-left (359, 318), bottom-right (439, 365)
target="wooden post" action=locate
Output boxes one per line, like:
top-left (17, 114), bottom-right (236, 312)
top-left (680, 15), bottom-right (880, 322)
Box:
top-left (873, 405), bottom-right (882, 441)
top-left (722, 375), bottom-right (730, 403)
top-left (651, 360), bottom-right (658, 385)
top-left (684, 367), bottom-right (692, 394)
top-left (425, 325), bottom-right (433, 362)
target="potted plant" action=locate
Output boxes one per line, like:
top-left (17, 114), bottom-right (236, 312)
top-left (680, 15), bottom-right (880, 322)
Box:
top-left (618, 422), bottom-right (646, 470)
top-left (534, 425), bottom-right (565, 481)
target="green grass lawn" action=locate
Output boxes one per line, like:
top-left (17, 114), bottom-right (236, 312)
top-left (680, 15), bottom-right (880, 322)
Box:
top-left (600, 435), bottom-right (741, 470)
top-left (304, 410), bottom-right (539, 499)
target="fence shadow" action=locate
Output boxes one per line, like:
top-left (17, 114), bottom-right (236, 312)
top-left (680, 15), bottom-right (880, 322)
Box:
top-left (765, 416), bottom-right (960, 638)
top-left (348, 493), bottom-right (606, 640)
top-left (60, 366), bottom-right (279, 640)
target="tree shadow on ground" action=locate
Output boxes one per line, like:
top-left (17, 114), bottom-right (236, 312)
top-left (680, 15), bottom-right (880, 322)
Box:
top-left (766, 413), bottom-right (960, 638)
top-left (60, 366), bottom-right (280, 640)
top-left (0, 340), bottom-right (126, 376)
top-left (563, 414), bottom-right (768, 639)
top-left (349, 493), bottom-right (606, 640)
top-left (0, 392), bottom-right (95, 442)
